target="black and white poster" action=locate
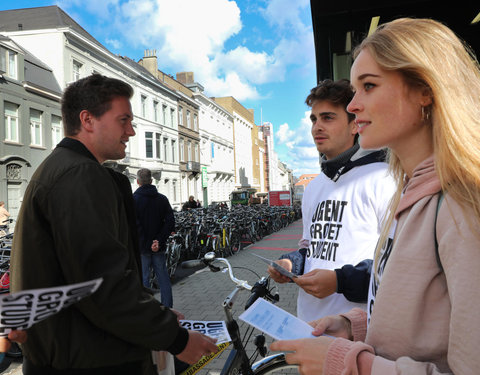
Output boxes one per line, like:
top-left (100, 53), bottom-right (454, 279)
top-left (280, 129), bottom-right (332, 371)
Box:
top-left (0, 278), bottom-right (103, 336)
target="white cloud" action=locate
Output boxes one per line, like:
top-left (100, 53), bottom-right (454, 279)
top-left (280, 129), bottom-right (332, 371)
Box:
top-left (276, 110), bottom-right (319, 176)
top-left (261, 0), bottom-right (310, 33)
top-left (106, 38), bottom-right (122, 50)
top-left (59, 0), bottom-right (314, 101)
top-left (276, 123), bottom-right (295, 144)
top-left (277, 111), bottom-right (313, 146)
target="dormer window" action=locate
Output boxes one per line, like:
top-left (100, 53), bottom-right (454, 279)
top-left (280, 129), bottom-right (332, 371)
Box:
top-left (72, 60), bottom-right (82, 81)
top-left (0, 46), bottom-right (18, 79)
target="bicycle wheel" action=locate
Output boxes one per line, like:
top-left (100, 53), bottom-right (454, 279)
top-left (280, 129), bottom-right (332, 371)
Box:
top-left (168, 244), bottom-right (181, 278)
top-left (252, 353), bottom-right (297, 374)
top-left (230, 233), bottom-right (241, 254)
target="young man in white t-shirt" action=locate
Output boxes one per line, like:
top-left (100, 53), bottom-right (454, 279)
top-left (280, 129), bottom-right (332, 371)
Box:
top-left (268, 79), bottom-right (395, 321)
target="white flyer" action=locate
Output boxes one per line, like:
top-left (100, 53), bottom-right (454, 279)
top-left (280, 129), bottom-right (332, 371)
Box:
top-left (179, 320), bottom-right (231, 344)
top-left (239, 298), bottom-right (315, 340)
top-left (0, 278), bottom-right (103, 337)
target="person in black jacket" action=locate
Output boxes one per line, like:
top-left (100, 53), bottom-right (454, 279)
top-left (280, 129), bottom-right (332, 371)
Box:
top-left (10, 74), bottom-right (217, 374)
top-left (133, 168), bottom-right (175, 307)
top-left (182, 195), bottom-right (199, 211)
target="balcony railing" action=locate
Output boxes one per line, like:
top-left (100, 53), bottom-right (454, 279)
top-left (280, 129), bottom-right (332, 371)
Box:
top-left (186, 161), bottom-right (200, 172)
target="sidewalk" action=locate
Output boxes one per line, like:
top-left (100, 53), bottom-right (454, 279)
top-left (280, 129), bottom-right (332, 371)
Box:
top-left (1, 219), bottom-right (303, 374)
top-left (172, 219), bottom-right (303, 374)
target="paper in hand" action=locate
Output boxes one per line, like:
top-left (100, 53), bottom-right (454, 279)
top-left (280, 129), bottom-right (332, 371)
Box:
top-left (180, 320), bottom-right (231, 344)
top-left (239, 298), bottom-right (315, 340)
top-left (252, 253), bottom-right (298, 279)
top-left (0, 278), bottom-right (103, 337)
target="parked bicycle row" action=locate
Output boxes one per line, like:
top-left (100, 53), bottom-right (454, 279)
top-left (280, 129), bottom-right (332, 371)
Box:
top-left (163, 203), bottom-right (302, 278)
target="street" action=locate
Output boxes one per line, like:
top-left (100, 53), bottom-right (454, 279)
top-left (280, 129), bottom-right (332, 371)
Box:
top-left (2, 219), bottom-right (302, 374)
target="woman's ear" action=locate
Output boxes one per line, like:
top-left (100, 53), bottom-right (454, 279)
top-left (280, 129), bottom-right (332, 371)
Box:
top-left (420, 87), bottom-right (433, 107)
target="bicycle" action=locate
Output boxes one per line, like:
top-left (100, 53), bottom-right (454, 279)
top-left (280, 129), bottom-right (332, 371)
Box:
top-left (182, 252), bottom-right (297, 374)
top-left (165, 234), bottom-right (183, 278)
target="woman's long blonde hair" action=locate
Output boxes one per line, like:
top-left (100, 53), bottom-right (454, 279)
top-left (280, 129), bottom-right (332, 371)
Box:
top-left (352, 18), bottom-right (480, 275)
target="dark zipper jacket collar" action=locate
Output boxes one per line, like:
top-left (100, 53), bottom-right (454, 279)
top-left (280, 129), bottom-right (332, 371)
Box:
top-left (321, 144), bottom-right (387, 181)
top-left (57, 137), bottom-right (98, 163)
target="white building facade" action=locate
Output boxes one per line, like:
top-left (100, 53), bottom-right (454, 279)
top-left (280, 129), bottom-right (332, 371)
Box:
top-left (192, 90), bottom-right (235, 205)
top-left (1, 6), bottom-right (183, 208)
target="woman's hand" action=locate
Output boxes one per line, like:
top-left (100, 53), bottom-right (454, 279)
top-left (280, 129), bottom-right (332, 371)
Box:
top-left (270, 336), bottom-right (334, 375)
top-left (309, 315), bottom-right (352, 340)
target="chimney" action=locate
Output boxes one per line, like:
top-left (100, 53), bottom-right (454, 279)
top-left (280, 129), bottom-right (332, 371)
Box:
top-left (141, 49), bottom-right (158, 76)
top-left (176, 72), bottom-right (194, 84)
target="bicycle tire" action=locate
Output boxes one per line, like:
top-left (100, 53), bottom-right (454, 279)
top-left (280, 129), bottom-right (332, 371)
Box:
top-left (252, 353), bottom-right (297, 374)
top-left (230, 233), bottom-right (241, 254)
top-left (168, 244), bottom-right (181, 278)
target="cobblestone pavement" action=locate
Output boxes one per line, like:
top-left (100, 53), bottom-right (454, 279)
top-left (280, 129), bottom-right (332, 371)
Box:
top-left (1, 219), bottom-right (303, 374)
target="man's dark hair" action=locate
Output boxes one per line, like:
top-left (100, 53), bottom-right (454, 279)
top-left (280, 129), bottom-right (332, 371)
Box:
top-left (61, 74), bottom-right (134, 136)
top-left (137, 168), bottom-right (152, 185)
top-left (305, 79), bottom-right (355, 123)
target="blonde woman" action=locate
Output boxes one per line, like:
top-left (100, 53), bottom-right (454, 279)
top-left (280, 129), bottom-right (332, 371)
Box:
top-left (271, 18), bottom-right (480, 374)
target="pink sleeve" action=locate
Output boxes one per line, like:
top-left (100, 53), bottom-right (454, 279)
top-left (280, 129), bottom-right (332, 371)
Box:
top-left (324, 338), bottom-right (375, 375)
top-left (340, 308), bottom-right (368, 342)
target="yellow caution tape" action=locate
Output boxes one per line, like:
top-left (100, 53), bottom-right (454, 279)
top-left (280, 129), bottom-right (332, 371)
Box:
top-left (180, 342), bottom-right (230, 375)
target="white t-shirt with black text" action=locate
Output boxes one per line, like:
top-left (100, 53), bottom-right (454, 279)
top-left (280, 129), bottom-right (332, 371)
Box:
top-left (297, 162), bottom-right (396, 322)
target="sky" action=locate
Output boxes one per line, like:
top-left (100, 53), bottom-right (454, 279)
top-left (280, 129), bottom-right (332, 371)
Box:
top-left (0, 0), bottom-right (320, 177)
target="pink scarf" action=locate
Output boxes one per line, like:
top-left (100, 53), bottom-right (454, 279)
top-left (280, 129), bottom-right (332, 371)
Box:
top-left (395, 155), bottom-right (442, 219)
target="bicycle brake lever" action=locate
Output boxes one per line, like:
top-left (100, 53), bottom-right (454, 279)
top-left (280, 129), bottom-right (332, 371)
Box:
top-left (209, 264), bottom-right (221, 272)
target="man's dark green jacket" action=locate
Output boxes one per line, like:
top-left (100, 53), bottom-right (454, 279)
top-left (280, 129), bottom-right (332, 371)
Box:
top-left (11, 138), bottom-right (188, 370)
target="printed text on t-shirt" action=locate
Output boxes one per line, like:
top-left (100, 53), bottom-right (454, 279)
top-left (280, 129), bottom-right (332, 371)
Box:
top-left (307, 200), bottom-right (348, 262)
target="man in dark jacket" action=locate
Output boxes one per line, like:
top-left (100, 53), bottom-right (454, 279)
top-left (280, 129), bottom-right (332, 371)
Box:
top-left (182, 195), bottom-right (199, 211)
top-left (10, 74), bottom-right (216, 374)
top-left (134, 168), bottom-right (175, 307)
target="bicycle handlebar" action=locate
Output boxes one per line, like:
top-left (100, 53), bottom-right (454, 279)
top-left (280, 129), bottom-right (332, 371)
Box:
top-left (182, 252), bottom-right (252, 291)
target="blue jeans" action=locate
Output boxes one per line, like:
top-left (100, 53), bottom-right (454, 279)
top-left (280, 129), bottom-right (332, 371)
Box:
top-left (141, 252), bottom-right (173, 308)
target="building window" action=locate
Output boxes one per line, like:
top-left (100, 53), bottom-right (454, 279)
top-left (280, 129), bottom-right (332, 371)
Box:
top-left (72, 60), bottom-right (82, 81)
top-left (194, 143), bottom-right (199, 162)
top-left (51, 115), bottom-right (63, 148)
top-left (187, 141), bottom-right (192, 161)
top-left (180, 138), bottom-right (185, 162)
top-left (30, 109), bottom-right (43, 146)
top-left (178, 106), bottom-right (183, 125)
top-left (141, 95), bottom-right (147, 118)
top-left (170, 108), bottom-right (175, 127)
top-left (172, 180), bottom-right (177, 201)
top-left (4, 102), bottom-right (19, 142)
top-left (153, 100), bottom-right (159, 122)
top-left (0, 47), bottom-right (17, 79)
top-left (145, 131), bottom-right (153, 158)
top-left (211, 142), bottom-right (215, 159)
top-left (171, 140), bottom-right (176, 163)
top-left (155, 133), bottom-right (161, 159)
top-left (194, 114), bottom-right (198, 130)
top-left (162, 104), bottom-right (167, 125)
top-left (186, 110), bottom-right (191, 128)
top-left (163, 137), bottom-right (168, 162)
